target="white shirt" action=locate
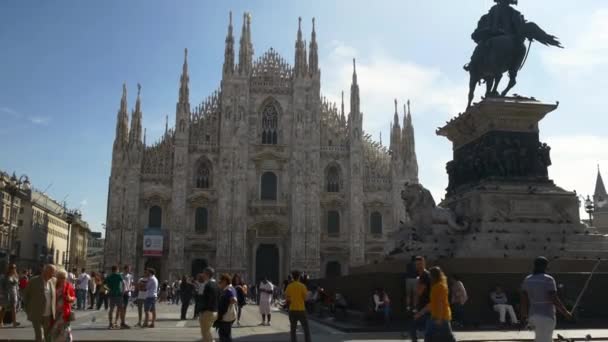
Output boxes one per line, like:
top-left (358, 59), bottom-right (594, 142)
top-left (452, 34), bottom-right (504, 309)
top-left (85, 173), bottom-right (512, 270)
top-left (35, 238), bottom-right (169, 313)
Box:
top-left (77, 273), bottom-right (90, 291)
top-left (146, 275), bottom-right (159, 299)
top-left (122, 272), bottom-right (134, 295)
top-left (67, 272), bottom-right (76, 285)
top-left (43, 279), bottom-right (52, 317)
top-left (137, 278), bottom-right (148, 300)
top-left (259, 281), bottom-right (274, 303)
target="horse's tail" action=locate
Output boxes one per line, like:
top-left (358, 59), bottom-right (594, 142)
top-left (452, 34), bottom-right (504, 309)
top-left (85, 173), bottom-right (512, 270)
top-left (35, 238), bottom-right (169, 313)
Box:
top-left (522, 21), bottom-right (563, 48)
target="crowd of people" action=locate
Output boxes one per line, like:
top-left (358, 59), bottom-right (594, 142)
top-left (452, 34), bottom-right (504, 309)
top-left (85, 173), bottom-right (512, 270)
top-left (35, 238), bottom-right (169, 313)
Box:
top-left (0, 255), bottom-right (574, 342)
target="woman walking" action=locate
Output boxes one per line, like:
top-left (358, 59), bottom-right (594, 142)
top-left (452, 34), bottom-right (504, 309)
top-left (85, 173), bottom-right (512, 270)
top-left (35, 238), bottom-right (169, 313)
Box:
top-left (232, 274), bottom-right (247, 327)
top-left (415, 266), bottom-right (456, 342)
top-left (216, 273), bottom-right (237, 342)
top-left (51, 269), bottom-right (76, 342)
top-left (0, 264), bottom-right (20, 327)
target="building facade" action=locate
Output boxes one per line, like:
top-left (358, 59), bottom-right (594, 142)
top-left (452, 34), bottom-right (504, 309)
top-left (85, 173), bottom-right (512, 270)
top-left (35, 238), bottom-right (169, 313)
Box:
top-left (86, 231), bottom-right (104, 272)
top-left (68, 214), bottom-right (90, 270)
top-left (593, 168), bottom-right (608, 233)
top-left (0, 171), bottom-right (30, 264)
top-left (104, 14), bottom-right (418, 283)
top-left (18, 191), bottom-right (70, 271)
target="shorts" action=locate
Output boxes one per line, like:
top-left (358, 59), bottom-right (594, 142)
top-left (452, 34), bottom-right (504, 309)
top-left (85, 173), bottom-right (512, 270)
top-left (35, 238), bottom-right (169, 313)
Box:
top-left (144, 297), bottom-right (156, 312)
top-left (123, 293), bottom-right (130, 307)
top-left (109, 296), bottom-right (124, 309)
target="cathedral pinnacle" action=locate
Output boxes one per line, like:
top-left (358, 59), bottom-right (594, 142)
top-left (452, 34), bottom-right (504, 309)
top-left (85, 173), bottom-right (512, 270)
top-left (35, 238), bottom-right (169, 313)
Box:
top-left (394, 99), bottom-right (399, 124)
top-left (238, 12), bottom-right (253, 75)
top-left (223, 11), bottom-right (235, 76)
top-left (129, 83), bottom-right (143, 146)
top-left (294, 16), bottom-right (307, 77)
top-left (352, 58), bottom-right (358, 85)
top-left (179, 48), bottom-right (190, 105)
top-left (114, 83), bottom-right (129, 148)
top-left (309, 17), bottom-right (319, 75)
top-left (350, 58), bottom-right (360, 118)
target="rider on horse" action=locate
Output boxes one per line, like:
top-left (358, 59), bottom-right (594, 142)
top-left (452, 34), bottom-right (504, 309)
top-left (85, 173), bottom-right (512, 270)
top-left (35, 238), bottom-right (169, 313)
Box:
top-left (466, 0), bottom-right (524, 71)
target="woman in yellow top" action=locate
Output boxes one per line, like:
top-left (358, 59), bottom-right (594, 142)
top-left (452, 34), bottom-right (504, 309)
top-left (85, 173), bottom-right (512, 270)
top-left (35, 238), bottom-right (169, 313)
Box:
top-left (417, 266), bottom-right (456, 342)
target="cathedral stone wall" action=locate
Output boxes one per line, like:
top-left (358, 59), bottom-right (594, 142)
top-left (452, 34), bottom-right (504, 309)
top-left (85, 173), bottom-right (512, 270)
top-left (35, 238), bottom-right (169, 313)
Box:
top-left (104, 14), bottom-right (418, 283)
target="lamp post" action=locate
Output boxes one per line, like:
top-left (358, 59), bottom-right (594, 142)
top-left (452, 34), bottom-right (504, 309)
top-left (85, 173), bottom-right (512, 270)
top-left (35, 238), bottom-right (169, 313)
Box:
top-left (584, 195), bottom-right (595, 227)
top-left (3, 173), bottom-right (30, 263)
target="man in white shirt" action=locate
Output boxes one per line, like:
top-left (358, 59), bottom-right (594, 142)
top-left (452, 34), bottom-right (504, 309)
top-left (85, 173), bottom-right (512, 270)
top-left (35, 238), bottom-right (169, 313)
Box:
top-left (76, 268), bottom-right (91, 310)
top-left (118, 265), bottom-right (134, 328)
top-left (143, 268), bottom-right (159, 328)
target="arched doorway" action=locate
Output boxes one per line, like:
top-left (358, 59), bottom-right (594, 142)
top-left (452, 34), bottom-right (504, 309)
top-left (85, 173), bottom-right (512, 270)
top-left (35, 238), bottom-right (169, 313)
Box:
top-left (255, 244), bottom-right (279, 285)
top-left (326, 261), bottom-right (342, 278)
top-left (191, 259), bottom-right (208, 277)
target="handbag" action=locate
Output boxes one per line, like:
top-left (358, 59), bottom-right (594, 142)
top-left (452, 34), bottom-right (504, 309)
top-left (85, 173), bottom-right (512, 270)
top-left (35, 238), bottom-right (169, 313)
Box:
top-left (222, 302), bottom-right (237, 322)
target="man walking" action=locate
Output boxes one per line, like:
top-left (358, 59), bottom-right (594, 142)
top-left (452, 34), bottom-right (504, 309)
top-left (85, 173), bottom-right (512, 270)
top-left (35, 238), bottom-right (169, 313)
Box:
top-left (521, 256), bottom-right (572, 342)
top-left (76, 268), bottom-right (90, 310)
top-left (23, 264), bottom-right (56, 342)
top-left (285, 270), bottom-right (311, 342)
top-left (104, 265), bottom-right (124, 329)
top-left (197, 267), bottom-right (219, 342)
top-left (143, 268), bottom-right (159, 328)
top-left (258, 276), bottom-right (274, 326)
top-left (407, 256), bottom-right (431, 342)
top-left (118, 265), bottom-right (133, 328)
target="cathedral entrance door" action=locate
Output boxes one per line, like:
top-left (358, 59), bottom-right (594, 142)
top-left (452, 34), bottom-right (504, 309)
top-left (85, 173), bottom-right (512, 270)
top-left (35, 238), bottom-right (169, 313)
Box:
top-left (255, 244), bottom-right (279, 285)
top-left (191, 259), bottom-right (208, 277)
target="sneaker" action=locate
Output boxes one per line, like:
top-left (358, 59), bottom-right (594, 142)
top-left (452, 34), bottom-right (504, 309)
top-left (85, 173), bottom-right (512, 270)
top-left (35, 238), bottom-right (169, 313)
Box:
top-left (236, 321), bottom-right (241, 327)
top-left (267, 321), bottom-right (271, 326)
top-left (120, 323), bottom-right (131, 329)
top-left (258, 322), bottom-right (266, 326)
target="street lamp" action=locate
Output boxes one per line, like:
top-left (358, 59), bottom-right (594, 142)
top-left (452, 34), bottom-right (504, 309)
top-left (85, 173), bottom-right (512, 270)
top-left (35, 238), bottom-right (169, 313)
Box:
top-left (584, 195), bottom-right (595, 227)
top-left (4, 172), bottom-right (30, 263)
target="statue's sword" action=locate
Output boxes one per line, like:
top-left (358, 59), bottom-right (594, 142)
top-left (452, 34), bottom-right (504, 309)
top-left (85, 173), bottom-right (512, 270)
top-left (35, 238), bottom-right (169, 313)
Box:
top-left (571, 259), bottom-right (602, 314)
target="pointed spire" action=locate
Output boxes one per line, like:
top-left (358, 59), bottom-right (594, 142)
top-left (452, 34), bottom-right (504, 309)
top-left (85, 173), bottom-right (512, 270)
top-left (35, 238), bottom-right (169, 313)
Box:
top-left (143, 128), bottom-right (147, 147)
top-left (114, 83), bottom-right (129, 147)
top-left (309, 17), bottom-right (319, 75)
top-left (129, 83), bottom-right (143, 146)
top-left (350, 58), bottom-right (360, 120)
top-left (238, 12), bottom-right (253, 75)
top-left (294, 16), bottom-right (306, 77)
top-left (223, 11), bottom-right (235, 76)
top-left (393, 99), bottom-right (399, 125)
top-left (402, 99), bottom-right (418, 182)
top-left (379, 132), bottom-right (382, 146)
top-left (179, 48), bottom-right (189, 105)
top-left (165, 114), bottom-right (169, 136)
top-left (595, 166), bottom-right (607, 201)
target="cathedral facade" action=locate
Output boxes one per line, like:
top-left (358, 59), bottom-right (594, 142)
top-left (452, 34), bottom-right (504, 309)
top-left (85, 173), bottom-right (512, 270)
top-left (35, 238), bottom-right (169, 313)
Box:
top-left (104, 13), bottom-right (418, 283)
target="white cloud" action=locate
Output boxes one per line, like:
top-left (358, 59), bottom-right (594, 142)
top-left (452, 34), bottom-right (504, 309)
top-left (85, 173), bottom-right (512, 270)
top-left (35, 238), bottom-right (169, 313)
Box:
top-left (29, 116), bottom-right (50, 125)
top-left (0, 107), bottom-right (20, 118)
top-left (546, 135), bottom-right (608, 197)
top-left (541, 8), bottom-right (608, 76)
top-left (320, 41), bottom-right (467, 133)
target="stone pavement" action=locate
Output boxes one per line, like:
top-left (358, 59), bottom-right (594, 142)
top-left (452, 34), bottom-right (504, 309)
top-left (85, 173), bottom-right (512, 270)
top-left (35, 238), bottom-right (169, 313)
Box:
top-left (1, 302), bottom-right (606, 341)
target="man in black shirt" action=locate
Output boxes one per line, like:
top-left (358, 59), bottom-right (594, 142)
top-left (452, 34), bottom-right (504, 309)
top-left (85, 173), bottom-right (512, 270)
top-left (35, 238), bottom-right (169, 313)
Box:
top-left (405, 256), bottom-right (418, 311)
top-left (197, 267), bottom-right (219, 342)
top-left (406, 256), bottom-right (430, 342)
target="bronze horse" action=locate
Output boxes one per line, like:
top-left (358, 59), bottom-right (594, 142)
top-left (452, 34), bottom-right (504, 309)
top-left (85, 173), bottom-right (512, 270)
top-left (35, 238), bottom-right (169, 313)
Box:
top-left (465, 18), bottom-right (563, 108)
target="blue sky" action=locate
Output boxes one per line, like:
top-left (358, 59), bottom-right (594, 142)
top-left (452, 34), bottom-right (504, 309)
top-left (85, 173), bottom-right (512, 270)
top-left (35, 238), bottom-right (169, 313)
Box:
top-left (1, 0), bottom-right (607, 233)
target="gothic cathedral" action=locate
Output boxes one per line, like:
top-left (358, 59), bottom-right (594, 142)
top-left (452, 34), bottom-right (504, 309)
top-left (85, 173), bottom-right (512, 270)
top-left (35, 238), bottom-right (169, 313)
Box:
top-left (105, 13), bottom-right (419, 283)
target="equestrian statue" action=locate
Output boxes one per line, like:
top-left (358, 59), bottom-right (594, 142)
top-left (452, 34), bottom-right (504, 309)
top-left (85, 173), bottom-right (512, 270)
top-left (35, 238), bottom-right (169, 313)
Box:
top-left (464, 0), bottom-right (563, 108)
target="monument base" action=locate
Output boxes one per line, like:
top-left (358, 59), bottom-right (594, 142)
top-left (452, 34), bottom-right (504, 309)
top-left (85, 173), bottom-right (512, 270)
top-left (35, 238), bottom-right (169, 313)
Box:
top-left (386, 97), bottom-right (608, 261)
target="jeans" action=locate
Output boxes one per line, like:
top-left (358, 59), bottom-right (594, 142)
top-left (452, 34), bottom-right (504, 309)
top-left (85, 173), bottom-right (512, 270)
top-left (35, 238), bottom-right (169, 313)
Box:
top-left (529, 315), bottom-right (556, 342)
top-left (88, 289), bottom-right (96, 308)
top-left (289, 310), bottom-right (311, 342)
top-left (97, 291), bottom-right (108, 310)
top-left (425, 319), bottom-right (456, 342)
top-left (409, 312), bottom-right (429, 342)
top-left (77, 289), bottom-right (87, 309)
top-left (217, 321), bottom-right (233, 342)
top-left (451, 304), bottom-right (465, 326)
